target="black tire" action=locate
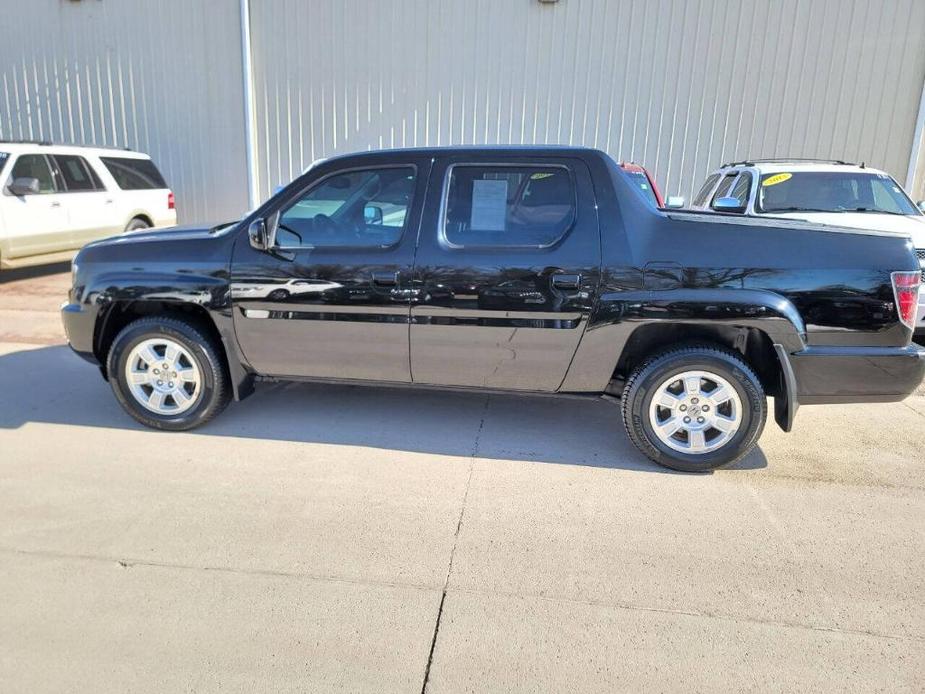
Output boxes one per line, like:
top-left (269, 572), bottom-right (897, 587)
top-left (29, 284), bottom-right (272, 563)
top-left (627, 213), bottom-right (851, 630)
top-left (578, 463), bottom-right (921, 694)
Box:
top-left (621, 344), bottom-right (767, 472)
top-left (267, 288), bottom-right (290, 301)
top-left (107, 316), bottom-right (230, 431)
top-left (124, 217), bottom-right (152, 232)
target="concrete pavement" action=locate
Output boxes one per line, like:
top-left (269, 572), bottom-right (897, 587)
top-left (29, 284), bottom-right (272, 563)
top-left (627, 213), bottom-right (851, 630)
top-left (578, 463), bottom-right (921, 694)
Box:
top-left (0, 267), bottom-right (923, 692)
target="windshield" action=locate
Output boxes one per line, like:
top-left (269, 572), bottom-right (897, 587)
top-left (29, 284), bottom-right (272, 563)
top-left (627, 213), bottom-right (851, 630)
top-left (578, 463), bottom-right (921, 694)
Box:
top-left (756, 171), bottom-right (919, 215)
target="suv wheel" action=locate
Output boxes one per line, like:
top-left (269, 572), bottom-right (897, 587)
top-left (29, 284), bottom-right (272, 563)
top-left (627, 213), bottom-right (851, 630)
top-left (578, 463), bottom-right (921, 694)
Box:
top-left (124, 217), bottom-right (152, 232)
top-left (107, 316), bottom-right (230, 430)
top-left (621, 345), bottom-right (767, 472)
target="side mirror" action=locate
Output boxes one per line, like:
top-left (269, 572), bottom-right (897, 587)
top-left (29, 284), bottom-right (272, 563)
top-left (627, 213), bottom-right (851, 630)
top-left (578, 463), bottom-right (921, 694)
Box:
top-left (248, 219), bottom-right (269, 251)
top-left (713, 196), bottom-right (747, 214)
top-left (9, 177), bottom-right (40, 196)
top-left (665, 196), bottom-right (685, 209)
top-left (917, 200), bottom-right (925, 213)
top-left (364, 204), bottom-right (384, 225)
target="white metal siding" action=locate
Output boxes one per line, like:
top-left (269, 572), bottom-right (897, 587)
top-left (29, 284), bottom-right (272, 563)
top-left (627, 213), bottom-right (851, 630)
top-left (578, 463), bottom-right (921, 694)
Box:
top-left (249, 0), bottom-right (925, 203)
top-left (2, 0), bottom-right (924, 220)
top-left (0, 0), bottom-right (249, 224)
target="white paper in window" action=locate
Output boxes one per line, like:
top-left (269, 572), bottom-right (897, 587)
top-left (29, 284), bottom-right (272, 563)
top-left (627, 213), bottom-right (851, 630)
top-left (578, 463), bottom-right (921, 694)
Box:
top-left (470, 179), bottom-right (508, 231)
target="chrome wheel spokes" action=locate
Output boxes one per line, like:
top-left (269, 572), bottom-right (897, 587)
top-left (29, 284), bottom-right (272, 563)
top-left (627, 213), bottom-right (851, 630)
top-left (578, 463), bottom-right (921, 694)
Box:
top-left (648, 370), bottom-right (743, 454)
top-left (125, 338), bottom-right (202, 415)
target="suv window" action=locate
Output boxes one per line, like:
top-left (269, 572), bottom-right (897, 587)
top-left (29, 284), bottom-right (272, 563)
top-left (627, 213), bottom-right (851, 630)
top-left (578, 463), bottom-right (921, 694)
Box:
top-left (443, 165), bottom-right (575, 248)
top-left (276, 166), bottom-right (416, 248)
top-left (53, 154), bottom-right (104, 192)
top-left (710, 172), bottom-right (738, 207)
top-left (693, 173), bottom-right (720, 207)
top-left (0, 152), bottom-right (8, 173)
top-left (8, 154), bottom-right (56, 193)
top-left (99, 156), bottom-right (167, 190)
top-left (728, 171), bottom-right (753, 207)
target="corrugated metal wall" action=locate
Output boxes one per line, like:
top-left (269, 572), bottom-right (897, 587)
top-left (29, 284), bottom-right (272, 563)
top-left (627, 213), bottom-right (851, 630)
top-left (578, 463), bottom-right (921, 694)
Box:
top-left (0, 0), bottom-right (249, 223)
top-left (2, 0), bottom-right (924, 222)
top-left (250, 0), bottom-right (925, 204)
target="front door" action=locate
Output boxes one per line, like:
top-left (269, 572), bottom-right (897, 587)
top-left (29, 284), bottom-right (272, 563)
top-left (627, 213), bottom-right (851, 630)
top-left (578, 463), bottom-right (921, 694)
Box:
top-left (231, 155), bottom-right (431, 382)
top-left (1, 153), bottom-right (69, 259)
top-left (410, 155), bottom-right (601, 391)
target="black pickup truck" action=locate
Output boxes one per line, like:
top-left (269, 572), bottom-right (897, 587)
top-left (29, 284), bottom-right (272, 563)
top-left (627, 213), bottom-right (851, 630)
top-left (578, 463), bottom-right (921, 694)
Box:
top-left (62, 147), bottom-right (924, 471)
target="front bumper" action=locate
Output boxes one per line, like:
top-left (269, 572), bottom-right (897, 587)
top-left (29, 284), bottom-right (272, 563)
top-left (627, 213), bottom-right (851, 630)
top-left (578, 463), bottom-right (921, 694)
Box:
top-left (789, 344), bottom-right (925, 404)
top-left (61, 301), bottom-right (99, 364)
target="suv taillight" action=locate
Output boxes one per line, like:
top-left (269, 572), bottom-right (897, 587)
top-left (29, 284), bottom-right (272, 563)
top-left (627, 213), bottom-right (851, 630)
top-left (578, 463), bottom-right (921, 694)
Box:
top-left (167, 191), bottom-right (175, 210)
top-left (891, 271), bottom-right (921, 329)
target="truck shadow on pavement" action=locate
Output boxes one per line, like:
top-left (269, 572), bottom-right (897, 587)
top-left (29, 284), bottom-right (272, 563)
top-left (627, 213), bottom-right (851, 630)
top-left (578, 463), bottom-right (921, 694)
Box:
top-left (0, 344), bottom-right (768, 473)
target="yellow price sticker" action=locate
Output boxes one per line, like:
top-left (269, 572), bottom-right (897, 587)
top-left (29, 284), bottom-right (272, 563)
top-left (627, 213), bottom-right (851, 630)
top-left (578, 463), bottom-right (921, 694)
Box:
top-left (762, 173), bottom-right (793, 187)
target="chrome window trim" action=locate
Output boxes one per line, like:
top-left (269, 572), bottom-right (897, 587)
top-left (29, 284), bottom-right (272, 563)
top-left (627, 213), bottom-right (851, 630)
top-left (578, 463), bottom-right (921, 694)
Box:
top-left (272, 163), bottom-right (419, 251)
top-left (437, 162), bottom-right (578, 250)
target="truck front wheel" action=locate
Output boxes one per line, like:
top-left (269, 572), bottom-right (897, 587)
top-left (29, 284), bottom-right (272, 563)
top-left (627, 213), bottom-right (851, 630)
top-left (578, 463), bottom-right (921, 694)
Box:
top-left (107, 316), bottom-right (230, 431)
top-left (621, 345), bottom-right (767, 472)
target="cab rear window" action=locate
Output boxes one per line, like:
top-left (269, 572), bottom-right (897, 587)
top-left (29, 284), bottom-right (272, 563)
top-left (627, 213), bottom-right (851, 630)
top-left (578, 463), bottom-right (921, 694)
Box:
top-left (99, 156), bottom-right (167, 190)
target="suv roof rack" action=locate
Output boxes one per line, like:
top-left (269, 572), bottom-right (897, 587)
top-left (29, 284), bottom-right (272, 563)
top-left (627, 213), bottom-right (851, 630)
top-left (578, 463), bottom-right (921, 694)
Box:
top-left (0, 139), bottom-right (133, 152)
top-left (0, 139), bottom-right (53, 146)
top-left (721, 157), bottom-right (855, 167)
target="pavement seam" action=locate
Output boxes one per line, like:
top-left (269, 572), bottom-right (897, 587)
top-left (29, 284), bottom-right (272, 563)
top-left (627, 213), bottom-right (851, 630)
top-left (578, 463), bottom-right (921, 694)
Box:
top-left (902, 401), bottom-right (925, 419)
top-left (0, 546), bottom-right (440, 594)
top-left (419, 394), bottom-right (489, 694)
top-left (3, 544), bottom-right (920, 645)
top-left (447, 586), bottom-right (925, 644)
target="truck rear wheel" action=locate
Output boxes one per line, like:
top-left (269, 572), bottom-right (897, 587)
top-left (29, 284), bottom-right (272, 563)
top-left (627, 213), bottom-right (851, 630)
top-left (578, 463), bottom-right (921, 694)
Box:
top-left (107, 316), bottom-right (230, 431)
top-left (621, 345), bottom-right (767, 472)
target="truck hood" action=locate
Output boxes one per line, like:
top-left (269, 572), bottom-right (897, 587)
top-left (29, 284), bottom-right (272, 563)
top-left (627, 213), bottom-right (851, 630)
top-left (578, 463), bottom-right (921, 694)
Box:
top-left (766, 212), bottom-right (925, 245)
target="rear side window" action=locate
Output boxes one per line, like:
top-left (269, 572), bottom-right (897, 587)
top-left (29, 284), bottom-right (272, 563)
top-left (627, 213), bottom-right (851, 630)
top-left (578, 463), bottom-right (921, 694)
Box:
top-left (693, 173), bottom-right (720, 207)
top-left (52, 155), bottom-right (104, 192)
top-left (442, 165), bottom-right (576, 248)
top-left (0, 152), bottom-right (8, 173)
top-left (9, 154), bottom-right (56, 193)
top-left (100, 156), bottom-right (167, 190)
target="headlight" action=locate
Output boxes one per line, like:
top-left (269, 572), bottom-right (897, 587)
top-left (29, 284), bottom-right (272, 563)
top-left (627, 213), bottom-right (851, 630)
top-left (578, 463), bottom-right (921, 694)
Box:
top-left (71, 260), bottom-right (80, 285)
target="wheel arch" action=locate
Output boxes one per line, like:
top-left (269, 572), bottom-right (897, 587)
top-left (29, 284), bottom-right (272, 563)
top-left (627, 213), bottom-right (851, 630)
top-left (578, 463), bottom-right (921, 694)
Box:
top-left (94, 300), bottom-right (254, 400)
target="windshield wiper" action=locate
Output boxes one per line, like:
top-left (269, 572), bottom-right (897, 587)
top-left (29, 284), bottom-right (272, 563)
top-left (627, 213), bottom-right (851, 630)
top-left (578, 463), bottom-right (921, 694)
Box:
top-left (767, 207), bottom-right (833, 213)
top-left (851, 207), bottom-right (905, 215)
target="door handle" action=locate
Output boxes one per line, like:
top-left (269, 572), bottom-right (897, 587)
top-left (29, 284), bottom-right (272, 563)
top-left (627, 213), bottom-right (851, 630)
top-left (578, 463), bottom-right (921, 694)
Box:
top-left (551, 273), bottom-right (581, 290)
top-left (50, 201), bottom-right (61, 208)
top-left (372, 271), bottom-right (399, 286)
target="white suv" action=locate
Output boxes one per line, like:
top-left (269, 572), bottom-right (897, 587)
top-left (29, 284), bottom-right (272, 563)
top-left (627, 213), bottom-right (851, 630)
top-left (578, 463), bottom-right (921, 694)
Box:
top-left (0, 141), bottom-right (177, 270)
top-left (688, 159), bottom-right (925, 336)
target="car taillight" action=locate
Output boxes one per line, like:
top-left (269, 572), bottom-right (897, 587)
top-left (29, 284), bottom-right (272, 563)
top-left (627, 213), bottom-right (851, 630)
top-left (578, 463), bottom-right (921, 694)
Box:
top-left (891, 271), bottom-right (921, 329)
top-left (167, 191), bottom-right (175, 210)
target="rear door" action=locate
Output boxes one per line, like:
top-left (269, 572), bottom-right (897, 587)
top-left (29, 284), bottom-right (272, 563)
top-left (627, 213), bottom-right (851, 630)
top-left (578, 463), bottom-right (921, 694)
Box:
top-left (231, 154), bottom-right (431, 381)
top-left (409, 155), bottom-right (601, 391)
top-left (0, 153), bottom-right (70, 258)
top-left (50, 154), bottom-right (121, 245)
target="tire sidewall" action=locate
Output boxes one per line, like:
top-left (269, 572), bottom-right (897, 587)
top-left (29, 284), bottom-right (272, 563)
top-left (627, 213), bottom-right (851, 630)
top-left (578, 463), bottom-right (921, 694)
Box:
top-left (628, 352), bottom-right (765, 471)
top-left (108, 320), bottom-right (221, 430)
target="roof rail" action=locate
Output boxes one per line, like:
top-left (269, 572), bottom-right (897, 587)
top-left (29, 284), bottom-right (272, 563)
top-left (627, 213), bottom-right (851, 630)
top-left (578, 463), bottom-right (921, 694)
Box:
top-left (721, 157), bottom-right (854, 167)
top-left (0, 139), bottom-right (133, 152)
top-left (0, 139), bottom-right (53, 146)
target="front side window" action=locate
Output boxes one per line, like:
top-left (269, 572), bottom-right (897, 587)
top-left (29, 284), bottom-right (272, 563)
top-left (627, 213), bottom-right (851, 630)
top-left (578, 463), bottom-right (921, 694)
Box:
top-left (8, 154), bottom-right (56, 193)
top-left (100, 156), bottom-right (167, 190)
top-left (693, 173), bottom-right (720, 207)
top-left (443, 165), bottom-right (576, 248)
top-left (53, 155), bottom-right (103, 192)
top-left (276, 166), bottom-right (416, 248)
top-left (728, 171), bottom-right (753, 207)
top-left (756, 171), bottom-right (919, 215)
top-left (709, 173), bottom-right (738, 207)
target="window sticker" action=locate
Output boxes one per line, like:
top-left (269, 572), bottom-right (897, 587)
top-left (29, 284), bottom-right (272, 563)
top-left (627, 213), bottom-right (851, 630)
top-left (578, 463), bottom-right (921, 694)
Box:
top-left (530, 172), bottom-right (555, 180)
top-left (470, 179), bottom-right (508, 231)
top-left (762, 173), bottom-right (792, 187)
